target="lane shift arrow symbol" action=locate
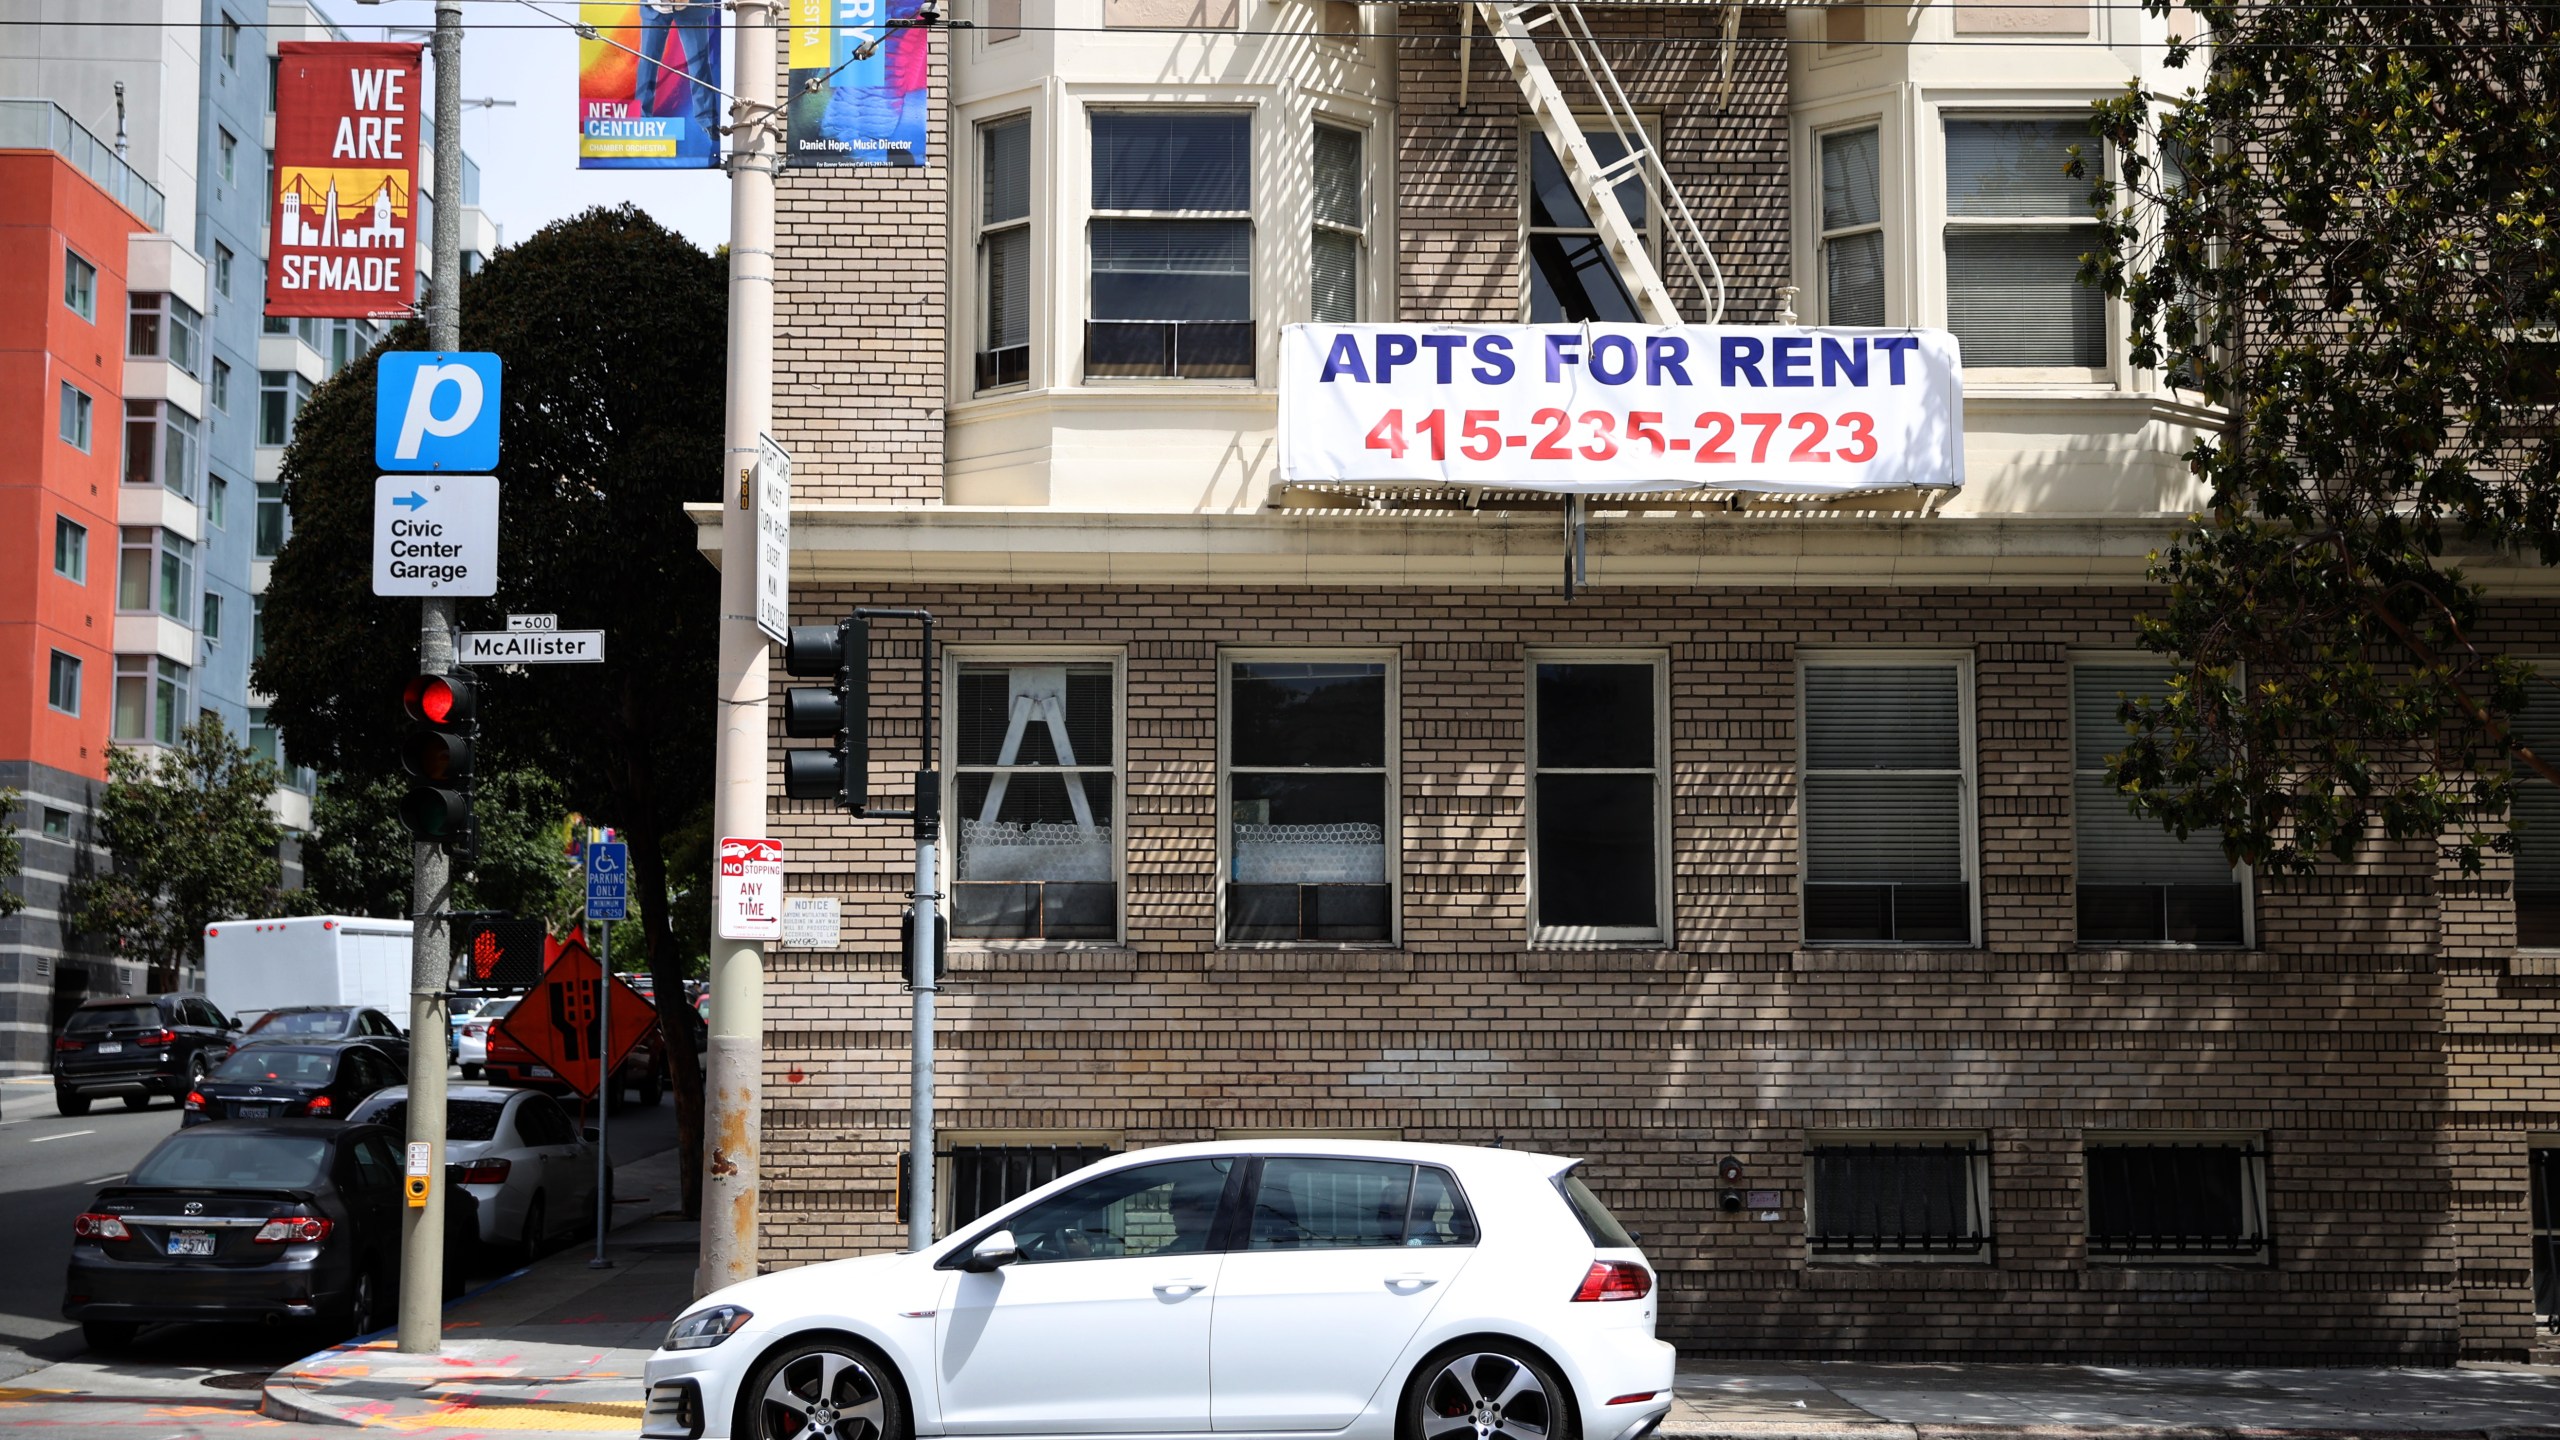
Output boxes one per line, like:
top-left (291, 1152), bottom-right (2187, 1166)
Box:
top-left (394, 491), bottom-right (428, 511)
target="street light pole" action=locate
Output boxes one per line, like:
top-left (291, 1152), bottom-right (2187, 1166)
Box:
top-left (702, 0), bottom-right (777, 1297)
top-left (397, 0), bottom-right (465, 1355)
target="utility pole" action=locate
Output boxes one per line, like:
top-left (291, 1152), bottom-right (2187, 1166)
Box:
top-left (398, 0), bottom-right (464, 1354)
top-left (702, 0), bottom-right (777, 1297)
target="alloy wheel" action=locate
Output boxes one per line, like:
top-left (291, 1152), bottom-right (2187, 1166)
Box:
top-left (758, 1348), bottom-right (891, 1440)
top-left (1420, 1353), bottom-right (1553, 1440)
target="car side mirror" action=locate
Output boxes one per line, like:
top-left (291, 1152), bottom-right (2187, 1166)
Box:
top-left (961, 1230), bottom-right (1020, 1273)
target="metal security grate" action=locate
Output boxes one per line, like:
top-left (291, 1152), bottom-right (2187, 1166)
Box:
top-left (902, 1144), bottom-right (1118, 1231)
top-left (2086, 1141), bottom-right (2271, 1259)
top-left (1808, 1141), bottom-right (1992, 1256)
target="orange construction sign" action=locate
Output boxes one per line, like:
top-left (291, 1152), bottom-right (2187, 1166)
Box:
top-left (492, 939), bottom-right (654, 1099)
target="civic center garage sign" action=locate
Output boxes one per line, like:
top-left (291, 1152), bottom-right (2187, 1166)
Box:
top-left (1279, 324), bottom-right (1965, 495)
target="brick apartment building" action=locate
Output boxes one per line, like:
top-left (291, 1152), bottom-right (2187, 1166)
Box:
top-left (728, 1), bottom-right (2560, 1359)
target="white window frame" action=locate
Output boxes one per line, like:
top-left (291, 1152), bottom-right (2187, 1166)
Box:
top-left (124, 398), bottom-right (201, 500)
top-left (64, 247), bottom-right (97, 321)
top-left (60, 381), bottom-right (93, 451)
top-left (218, 127), bottom-right (238, 184)
top-left (975, 111), bottom-right (1035, 395)
top-left (941, 645), bottom-right (1128, 948)
top-left (1804, 1129), bottom-right (1993, 1264)
top-left (2069, 652), bottom-right (2252, 949)
top-left (114, 653), bottom-right (189, 746)
top-left (48, 650), bottom-right (82, 717)
top-left (54, 515), bottom-right (87, 583)
top-left (116, 526), bottom-right (195, 624)
top-left (1310, 118), bottom-right (1366, 325)
top-left (1519, 114), bottom-right (1659, 325)
top-left (2082, 1131), bottom-right (2272, 1266)
top-left (1928, 103), bottom-right (2117, 384)
top-left (1796, 649), bottom-right (1980, 948)
top-left (1525, 648), bottom-right (1669, 946)
top-left (1083, 105), bottom-right (1259, 385)
top-left (1217, 647), bottom-right (1400, 948)
top-left (1816, 122), bottom-right (1885, 326)
top-left (214, 242), bottom-right (234, 298)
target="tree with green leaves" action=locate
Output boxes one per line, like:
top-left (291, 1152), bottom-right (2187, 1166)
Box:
top-left (0, 787), bottom-right (26, 919)
top-left (69, 718), bottom-right (286, 990)
top-left (2080, 0), bottom-right (2560, 878)
top-left (302, 767), bottom-right (581, 927)
top-left (255, 206), bottom-right (722, 1212)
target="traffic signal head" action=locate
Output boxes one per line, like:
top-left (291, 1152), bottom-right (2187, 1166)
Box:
top-left (781, 619), bottom-right (867, 810)
top-left (399, 671), bottom-right (476, 856)
top-left (403, 674), bottom-right (475, 726)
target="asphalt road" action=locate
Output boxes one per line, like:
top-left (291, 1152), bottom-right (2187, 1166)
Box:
top-left (0, 1069), bottom-right (679, 1397)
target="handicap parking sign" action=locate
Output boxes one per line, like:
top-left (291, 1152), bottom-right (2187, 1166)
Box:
top-left (587, 840), bottom-right (629, 921)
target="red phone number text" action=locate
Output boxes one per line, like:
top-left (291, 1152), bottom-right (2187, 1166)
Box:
top-left (1361, 408), bottom-right (1880, 465)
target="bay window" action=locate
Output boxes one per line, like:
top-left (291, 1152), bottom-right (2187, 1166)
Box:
top-left (114, 655), bottom-right (189, 745)
top-left (128, 293), bottom-right (202, 376)
top-left (978, 115), bottom-right (1032, 392)
top-left (1223, 657), bottom-right (1393, 944)
top-left (125, 399), bottom-right (201, 499)
top-left (1311, 123), bottom-right (1363, 323)
top-left (1943, 117), bottom-right (2105, 368)
top-left (117, 527), bottom-right (195, 624)
top-left (1820, 126), bottom-right (1884, 326)
top-left (950, 658), bottom-right (1119, 942)
top-left (1088, 110), bottom-right (1253, 380)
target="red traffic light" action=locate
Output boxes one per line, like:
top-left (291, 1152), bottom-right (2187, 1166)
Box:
top-left (403, 674), bottom-right (474, 725)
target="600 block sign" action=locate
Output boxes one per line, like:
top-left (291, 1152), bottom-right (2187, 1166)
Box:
top-left (1281, 323), bottom-right (1967, 497)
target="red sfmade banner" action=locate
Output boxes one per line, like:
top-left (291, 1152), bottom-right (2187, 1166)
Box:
top-left (266, 42), bottom-right (423, 318)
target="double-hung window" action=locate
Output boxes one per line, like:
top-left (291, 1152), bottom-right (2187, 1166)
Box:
top-left (1530, 657), bottom-right (1664, 942)
top-left (2516, 677), bottom-right (2560, 949)
top-left (977, 116), bottom-right (1032, 392)
top-left (1224, 657), bottom-right (1393, 943)
top-left (1820, 127), bottom-right (1884, 325)
top-left (1801, 656), bottom-right (1973, 944)
top-left (950, 658), bottom-right (1119, 942)
top-left (2085, 1137), bottom-right (2271, 1263)
top-left (55, 516), bottom-right (87, 582)
top-left (1088, 110), bottom-right (1254, 380)
top-left (1808, 1135), bottom-right (1992, 1260)
top-left (125, 400), bottom-right (201, 499)
top-left (118, 527), bottom-right (195, 624)
top-left (1311, 123), bottom-right (1363, 323)
top-left (1943, 118), bottom-right (2105, 368)
top-left (1525, 128), bottom-right (1648, 323)
top-left (2073, 661), bottom-right (2246, 945)
top-left (114, 655), bottom-right (189, 745)
top-left (65, 249), bottom-right (97, 320)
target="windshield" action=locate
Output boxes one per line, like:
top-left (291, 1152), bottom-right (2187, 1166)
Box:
top-left (130, 1132), bottom-right (331, 1189)
top-left (67, 1005), bottom-right (159, 1033)
top-left (249, 1010), bottom-right (353, 1036)
top-left (214, 1049), bottom-right (338, 1083)
top-left (481, 999), bottom-right (517, 1020)
top-left (1556, 1170), bottom-right (1637, 1248)
top-left (356, 1099), bottom-right (503, 1141)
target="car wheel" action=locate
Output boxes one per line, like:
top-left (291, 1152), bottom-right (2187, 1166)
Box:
top-left (56, 1089), bottom-right (90, 1118)
top-left (343, 1267), bottom-right (380, 1340)
top-left (1403, 1343), bottom-right (1575, 1440)
top-left (185, 1051), bottom-right (213, 1093)
top-left (120, 1089), bottom-right (152, 1111)
top-left (738, 1337), bottom-right (908, 1440)
top-left (518, 1194), bottom-right (547, 1262)
top-left (81, 1319), bottom-right (140, 1352)
top-left (461, 1064), bottom-right (480, 1080)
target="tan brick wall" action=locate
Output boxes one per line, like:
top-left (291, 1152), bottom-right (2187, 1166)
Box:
top-left (748, 581), bottom-right (2560, 1361)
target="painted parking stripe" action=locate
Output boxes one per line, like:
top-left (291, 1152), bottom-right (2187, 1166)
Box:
top-left (29, 1130), bottom-right (95, 1143)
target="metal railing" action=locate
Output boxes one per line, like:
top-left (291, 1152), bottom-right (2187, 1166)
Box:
top-left (0, 99), bottom-right (167, 230)
top-left (2086, 1141), bottom-right (2272, 1259)
top-left (1808, 1141), bottom-right (1993, 1256)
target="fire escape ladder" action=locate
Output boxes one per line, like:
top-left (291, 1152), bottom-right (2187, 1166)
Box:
top-left (1474, 2), bottom-right (1727, 326)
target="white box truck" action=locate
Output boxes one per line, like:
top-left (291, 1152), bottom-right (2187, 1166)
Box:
top-left (203, 915), bottom-right (414, 1024)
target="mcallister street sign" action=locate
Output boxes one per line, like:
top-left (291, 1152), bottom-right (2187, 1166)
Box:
top-left (456, 630), bottom-right (605, 663)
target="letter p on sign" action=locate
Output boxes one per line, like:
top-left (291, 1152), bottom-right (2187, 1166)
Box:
top-left (376, 351), bottom-right (502, 472)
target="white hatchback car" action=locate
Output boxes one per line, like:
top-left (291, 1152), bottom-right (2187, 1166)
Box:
top-left (347, 1082), bottom-right (603, 1257)
top-left (643, 1140), bottom-right (1673, 1440)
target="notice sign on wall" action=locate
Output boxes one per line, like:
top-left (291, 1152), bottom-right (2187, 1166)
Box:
top-left (1278, 324), bottom-right (1966, 496)
top-left (268, 42), bottom-right (423, 318)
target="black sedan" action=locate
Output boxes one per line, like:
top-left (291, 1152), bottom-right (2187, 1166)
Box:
top-left (62, 1120), bottom-right (475, 1349)
top-left (239, 1005), bottom-right (413, 1071)
top-left (184, 1042), bottom-right (405, 1127)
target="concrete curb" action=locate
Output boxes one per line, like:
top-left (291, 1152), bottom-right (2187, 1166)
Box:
top-left (1659, 1429), bottom-right (2560, 1440)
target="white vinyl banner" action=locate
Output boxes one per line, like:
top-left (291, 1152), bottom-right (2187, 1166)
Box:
top-left (1279, 323), bottom-right (1966, 495)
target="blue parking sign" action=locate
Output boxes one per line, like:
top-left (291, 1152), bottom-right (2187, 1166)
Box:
top-left (587, 840), bottom-right (629, 921)
top-left (377, 351), bottom-right (502, 471)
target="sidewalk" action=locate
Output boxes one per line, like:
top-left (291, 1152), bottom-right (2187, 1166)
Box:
top-left (262, 1143), bottom-right (699, 1434)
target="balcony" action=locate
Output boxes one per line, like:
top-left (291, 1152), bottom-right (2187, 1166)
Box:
top-left (0, 100), bottom-right (167, 230)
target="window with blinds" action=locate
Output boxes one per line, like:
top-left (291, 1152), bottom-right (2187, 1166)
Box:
top-left (1525, 128), bottom-right (1648, 323)
top-left (977, 116), bottom-right (1031, 392)
top-left (1801, 660), bottom-right (1972, 944)
top-left (1821, 127), bottom-right (1883, 326)
top-left (1943, 118), bottom-right (2104, 368)
top-left (2517, 678), bottom-right (2560, 949)
top-left (1088, 110), bottom-right (1253, 379)
top-left (951, 660), bottom-right (1118, 942)
top-left (1311, 123), bottom-right (1362, 325)
top-left (1531, 659), bottom-right (1662, 941)
top-left (2073, 662), bottom-right (2245, 946)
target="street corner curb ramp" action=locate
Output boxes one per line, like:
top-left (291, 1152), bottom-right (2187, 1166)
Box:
top-left (261, 1335), bottom-right (648, 1431)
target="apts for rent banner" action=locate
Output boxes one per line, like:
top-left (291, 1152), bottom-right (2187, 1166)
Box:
top-left (580, 2), bottom-right (724, 168)
top-left (787, 0), bottom-right (929, 166)
top-left (1279, 324), bottom-right (1967, 496)
top-left (267, 42), bottom-right (422, 318)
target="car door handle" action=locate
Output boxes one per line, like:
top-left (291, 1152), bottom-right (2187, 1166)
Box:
top-left (1385, 1275), bottom-right (1439, 1292)
top-left (1152, 1279), bottom-right (1208, 1298)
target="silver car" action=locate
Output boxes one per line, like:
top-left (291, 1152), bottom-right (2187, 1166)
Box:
top-left (455, 996), bottom-right (519, 1079)
top-left (346, 1083), bottom-right (605, 1258)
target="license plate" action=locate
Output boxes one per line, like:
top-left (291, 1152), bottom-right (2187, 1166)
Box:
top-left (167, 1231), bottom-right (214, 1257)
top-left (529, 1065), bottom-right (554, 1077)
top-left (234, 1103), bottom-right (273, 1118)
top-left (96, 1042), bottom-right (123, 1054)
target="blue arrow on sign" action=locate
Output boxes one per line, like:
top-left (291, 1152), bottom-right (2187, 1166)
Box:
top-left (394, 491), bottom-right (428, 511)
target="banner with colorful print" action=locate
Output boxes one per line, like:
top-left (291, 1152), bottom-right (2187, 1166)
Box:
top-left (267, 42), bottom-right (422, 318)
top-left (579, 2), bottom-right (724, 169)
top-left (786, 0), bottom-right (929, 167)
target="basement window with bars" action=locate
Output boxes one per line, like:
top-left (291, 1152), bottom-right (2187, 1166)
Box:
top-left (908, 1142), bottom-right (1120, 1232)
top-left (2516, 678), bottom-right (2560, 950)
top-left (2085, 1139), bottom-right (2271, 1262)
top-left (1311, 122), bottom-right (1362, 323)
top-left (978, 115), bottom-right (1031, 392)
top-left (1224, 657), bottom-right (1393, 944)
top-left (1808, 1138), bottom-right (1992, 1260)
top-left (1801, 658), bottom-right (1974, 945)
top-left (2533, 1147), bottom-right (2558, 1332)
top-left (2073, 661), bottom-right (2247, 946)
top-left (1087, 110), bottom-right (1254, 380)
top-left (1943, 117), bottom-right (2105, 369)
top-left (949, 659), bottom-right (1119, 943)
top-left (1525, 127), bottom-right (1649, 323)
